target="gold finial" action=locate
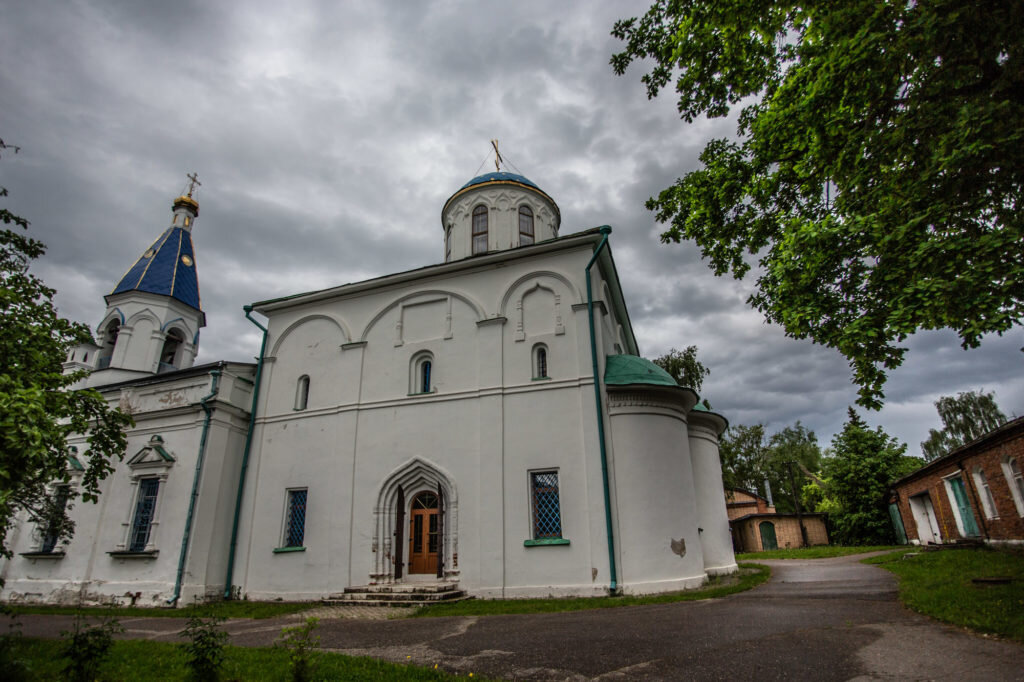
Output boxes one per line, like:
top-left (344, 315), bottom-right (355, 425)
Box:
top-left (491, 139), bottom-right (503, 172)
top-left (185, 172), bottom-right (201, 198)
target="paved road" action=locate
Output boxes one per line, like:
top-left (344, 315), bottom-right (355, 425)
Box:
top-left (14, 553), bottom-right (1024, 680)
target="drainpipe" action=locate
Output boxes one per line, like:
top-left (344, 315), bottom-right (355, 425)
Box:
top-left (585, 226), bottom-right (618, 594)
top-left (168, 367), bottom-right (222, 606)
top-left (223, 306), bottom-right (269, 599)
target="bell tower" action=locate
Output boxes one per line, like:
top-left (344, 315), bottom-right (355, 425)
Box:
top-left (78, 176), bottom-right (207, 386)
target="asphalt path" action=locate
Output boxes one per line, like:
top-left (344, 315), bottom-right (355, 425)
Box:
top-left (13, 552), bottom-right (1024, 680)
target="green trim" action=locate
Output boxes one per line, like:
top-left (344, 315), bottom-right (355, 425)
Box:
top-left (524, 538), bottom-right (570, 547)
top-left (273, 546), bottom-right (306, 554)
top-left (531, 376), bottom-right (552, 382)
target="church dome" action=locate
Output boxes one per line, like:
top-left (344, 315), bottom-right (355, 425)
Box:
top-left (441, 170), bottom-right (560, 262)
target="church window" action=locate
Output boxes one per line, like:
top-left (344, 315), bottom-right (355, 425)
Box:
top-left (159, 329), bottom-right (185, 372)
top-left (530, 471), bottom-right (562, 539)
top-left (410, 352), bottom-right (435, 394)
top-left (97, 320), bottom-right (119, 369)
top-left (295, 375), bottom-right (310, 410)
top-left (519, 205), bottom-right (534, 246)
top-left (533, 344), bottom-right (548, 380)
top-left (40, 485), bottom-right (70, 553)
top-left (445, 224), bottom-right (452, 261)
top-left (283, 489), bottom-right (307, 548)
top-left (472, 205), bottom-right (488, 255)
top-left (129, 478), bottom-right (160, 552)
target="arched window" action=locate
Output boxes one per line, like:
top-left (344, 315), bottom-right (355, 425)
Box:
top-left (472, 205), bottom-right (488, 255)
top-left (519, 205), bottom-right (534, 246)
top-left (533, 344), bottom-right (548, 379)
top-left (97, 320), bottom-right (120, 368)
top-left (445, 224), bottom-right (452, 261)
top-left (295, 375), bottom-right (310, 410)
top-left (159, 329), bottom-right (184, 372)
top-left (410, 352), bottom-right (435, 394)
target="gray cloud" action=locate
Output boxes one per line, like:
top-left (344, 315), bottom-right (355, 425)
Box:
top-left (3, 0), bottom-right (1021, 457)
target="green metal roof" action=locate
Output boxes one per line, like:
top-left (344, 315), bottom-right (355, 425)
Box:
top-left (603, 354), bottom-right (678, 387)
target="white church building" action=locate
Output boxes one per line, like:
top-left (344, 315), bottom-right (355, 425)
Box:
top-left (1, 169), bottom-right (736, 605)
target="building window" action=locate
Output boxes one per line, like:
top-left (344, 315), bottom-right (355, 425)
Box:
top-left (533, 344), bottom-right (548, 379)
top-left (1002, 457), bottom-right (1024, 516)
top-left (283, 489), bottom-right (308, 548)
top-left (972, 468), bottom-right (999, 519)
top-left (519, 205), bottom-right (534, 246)
top-left (97, 320), bottom-right (119, 368)
top-left (40, 485), bottom-right (71, 553)
top-left (472, 205), bottom-right (488, 255)
top-left (295, 375), bottom-right (310, 410)
top-left (159, 329), bottom-right (184, 372)
top-left (445, 224), bottom-right (452, 261)
top-left (531, 471), bottom-right (562, 539)
top-left (410, 352), bottom-right (434, 394)
top-left (129, 478), bottom-right (160, 552)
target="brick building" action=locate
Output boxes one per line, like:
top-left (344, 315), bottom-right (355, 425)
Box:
top-left (725, 489), bottom-right (829, 552)
top-left (889, 416), bottom-right (1024, 546)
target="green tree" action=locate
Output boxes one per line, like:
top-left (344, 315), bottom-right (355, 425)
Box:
top-left (719, 421), bottom-right (821, 513)
top-left (652, 345), bottom-right (710, 392)
top-left (0, 141), bottom-right (133, 562)
top-left (920, 390), bottom-right (1009, 461)
top-left (823, 409), bottom-right (919, 544)
top-left (611, 2), bottom-right (1024, 409)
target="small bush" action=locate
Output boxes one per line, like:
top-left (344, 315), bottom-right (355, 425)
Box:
top-left (60, 614), bottom-right (123, 682)
top-left (276, 617), bottom-right (320, 682)
top-left (181, 612), bottom-right (229, 681)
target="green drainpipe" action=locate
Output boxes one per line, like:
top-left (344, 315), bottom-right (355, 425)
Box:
top-left (585, 225), bottom-right (618, 594)
top-left (223, 305), bottom-right (269, 599)
top-left (169, 367), bottom-right (221, 606)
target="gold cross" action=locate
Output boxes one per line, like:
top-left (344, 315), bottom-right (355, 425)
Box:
top-left (491, 139), bottom-right (503, 172)
top-left (185, 172), bottom-right (202, 197)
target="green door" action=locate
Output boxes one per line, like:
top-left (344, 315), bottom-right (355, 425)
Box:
top-left (759, 521), bottom-right (778, 550)
top-left (949, 477), bottom-right (980, 537)
top-left (888, 502), bottom-right (908, 545)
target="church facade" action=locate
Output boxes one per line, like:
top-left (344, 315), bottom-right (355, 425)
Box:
top-left (1, 171), bottom-right (736, 605)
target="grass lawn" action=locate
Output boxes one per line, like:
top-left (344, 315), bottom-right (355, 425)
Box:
top-left (3, 600), bottom-right (315, 620)
top-left (3, 638), bottom-right (483, 681)
top-left (411, 562), bottom-right (770, 617)
top-left (863, 546), bottom-right (1024, 643)
top-left (735, 545), bottom-right (902, 561)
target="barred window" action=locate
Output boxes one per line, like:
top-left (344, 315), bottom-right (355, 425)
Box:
top-left (284, 489), bottom-right (308, 548)
top-left (129, 478), bottom-right (160, 552)
top-left (531, 471), bottom-right (562, 539)
top-left (533, 344), bottom-right (548, 379)
top-left (472, 205), bottom-right (488, 255)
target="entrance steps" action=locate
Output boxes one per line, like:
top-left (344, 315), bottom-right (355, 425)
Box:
top-left (323, 582), bottom-right (469, 608)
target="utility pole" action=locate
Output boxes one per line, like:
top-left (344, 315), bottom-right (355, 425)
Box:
top-left (787, 460), bottom-right (810, 547)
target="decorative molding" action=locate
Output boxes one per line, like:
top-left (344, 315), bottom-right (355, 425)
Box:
top-left (572, 301), bottom-right (607, 314)
top-left (476, 316), bottom-right (507, 327)
top-left (524, 538), bottom-right (570, 547)
top-left (341, 341), bottom-right (367, 350)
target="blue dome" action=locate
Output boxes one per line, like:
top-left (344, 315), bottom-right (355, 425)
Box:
top-left (110, 226), bottom-right (201, 311)
top-left (460, 171), bottom-right (540, 191)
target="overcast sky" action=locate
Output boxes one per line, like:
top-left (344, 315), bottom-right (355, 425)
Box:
top-left (2, 0), bottom-right (1020, 457)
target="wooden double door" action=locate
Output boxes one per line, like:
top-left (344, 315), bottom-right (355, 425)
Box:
top-left (395, 488), bottom-right (444, 578)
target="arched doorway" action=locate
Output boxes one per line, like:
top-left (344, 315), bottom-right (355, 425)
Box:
top-left (408, 491), bottom-right (440, 574)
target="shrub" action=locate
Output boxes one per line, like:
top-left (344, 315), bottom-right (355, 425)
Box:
top-left (181, 613), bottom-right (228, 681)
top-left (60, 614), bottom-right (123, 682)
top-left (276, 617), bottom-right (320, 682)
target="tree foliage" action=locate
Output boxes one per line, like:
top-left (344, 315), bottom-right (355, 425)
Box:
top-left (920, 390), bottom-right (1009, 461)
top-left (612, 1), bottom-right (1024, 408)
top-left (719, 421), bottom-right (821, 513)
top-left (0, 141), bottom-right (133, 560)
top-left (652, 345), bottom-right (710, 392)
top-left (823, 408), bottom-right (919, 544)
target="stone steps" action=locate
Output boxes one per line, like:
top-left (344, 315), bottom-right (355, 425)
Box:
top-left (323, 582), bottom-right (470, 607)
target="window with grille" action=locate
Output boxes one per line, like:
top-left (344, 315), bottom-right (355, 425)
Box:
top-left (519, 205), bottom-right (534, 246)
top-left (40, 485), bottom-right (70, 553)
top-left (129, 478), bottom-right (160, 552)
top-left (531, 471), bottom-right (562, 539)
top-left (284, 489), bottom-right (308, 548)
top-left (533, 345), bottom-right (548, 379)
top-left (472, 205), bottom-right (488, 255)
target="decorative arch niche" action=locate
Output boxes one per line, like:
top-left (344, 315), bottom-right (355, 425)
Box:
top-left (370, 457), bottom-right (458, 583)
